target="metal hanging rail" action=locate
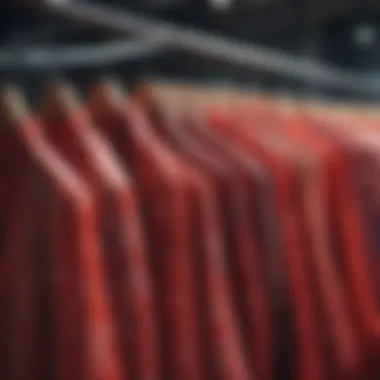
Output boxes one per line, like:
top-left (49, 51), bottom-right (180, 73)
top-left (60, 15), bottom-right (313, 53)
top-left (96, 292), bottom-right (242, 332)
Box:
top-left (0, 39), bottom-right (166, 70)
top-left (45, 0), bottom-right (380, 97)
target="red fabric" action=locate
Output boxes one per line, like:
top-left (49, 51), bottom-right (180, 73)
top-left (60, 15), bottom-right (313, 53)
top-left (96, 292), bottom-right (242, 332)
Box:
top-left (307, 116), bottom-right (380, 366)
top-left (1, 117), bottom-right (123, 380)
top-left (43, 109), bottom-right (159, 380)
top-left (92, 102), bottom-right (203, 380)
top-left (201, 115), bottom-right (293, 380)
top-left (281, 114), bottom-right (362, 380)
top-left (208, 114), bottom-right (325, 380)
top-left (149, 109), bottom-right (255, 380)
top-left (187, 118), bottom-right (273, 380)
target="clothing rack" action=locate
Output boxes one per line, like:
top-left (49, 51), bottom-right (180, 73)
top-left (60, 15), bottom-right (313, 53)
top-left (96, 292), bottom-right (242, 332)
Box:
top-left (3, 5), bottom-right (380, 380)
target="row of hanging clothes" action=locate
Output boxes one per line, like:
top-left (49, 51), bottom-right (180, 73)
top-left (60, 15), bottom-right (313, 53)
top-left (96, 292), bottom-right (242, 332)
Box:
top-left (1, 77), bottom-right (380, 380)
top-left (3, 1), bottom-right (380, 380)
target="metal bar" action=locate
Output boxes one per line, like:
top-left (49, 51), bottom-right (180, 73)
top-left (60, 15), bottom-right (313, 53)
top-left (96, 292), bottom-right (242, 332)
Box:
top-left (45, 0), bottom-right (380, 96)
top-left (0, 38), bottom-right (166, 70)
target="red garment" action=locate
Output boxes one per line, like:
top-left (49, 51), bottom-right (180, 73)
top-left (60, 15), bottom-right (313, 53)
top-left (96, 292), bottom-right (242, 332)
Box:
top-left (149, 108), bottom-right (254, 380)
top-left (308, 115), bottom-right (380, 366)
top-left (1, 116), bottom-right (123, 380)
top-left (186, 117), bottom-right (273, 380)
top-left (209, 114), bottom-right (325, 380)
top-left (91, 101), bottom-right (203, 380)
top-left (281, 114), bottom-right (362, 380)
top-left (43, 108), bottom-right (159, 380)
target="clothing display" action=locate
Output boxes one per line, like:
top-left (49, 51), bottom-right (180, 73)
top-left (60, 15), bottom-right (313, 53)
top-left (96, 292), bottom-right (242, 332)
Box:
top-left (2, 79), bottom-right (380, 380)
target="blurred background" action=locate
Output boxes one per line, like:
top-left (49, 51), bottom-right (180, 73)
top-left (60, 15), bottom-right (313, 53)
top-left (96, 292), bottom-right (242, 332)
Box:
top-left (2, 0), bottom-right (380, 100)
